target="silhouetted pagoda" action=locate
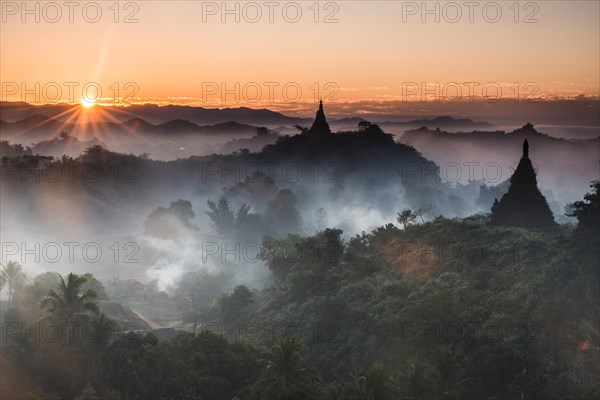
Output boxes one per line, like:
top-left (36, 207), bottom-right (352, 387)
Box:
top-left (307, 100), bottom-right (332, 134)
top-left (489, 138), bottom-right (559, 234)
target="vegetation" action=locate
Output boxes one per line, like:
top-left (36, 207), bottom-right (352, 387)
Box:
top-left (1, 260), bottom-right (27, 306)
top-left (1, 183), bottom-right (598, 399)
top-left (251, 338), bottom-right (321, 400)
top-left (145, 199), bottom-right (198, 239)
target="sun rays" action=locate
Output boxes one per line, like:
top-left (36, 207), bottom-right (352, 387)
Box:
top-left (6, 103), bottom-right (163, 158)
top-left (80, 97), bottom-right (96, 108)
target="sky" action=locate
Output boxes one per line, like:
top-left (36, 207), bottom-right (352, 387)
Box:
top-left (1, 0), bottom-right (599, 115)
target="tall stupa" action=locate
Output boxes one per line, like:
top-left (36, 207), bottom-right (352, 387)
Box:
top-left (489, 137), bottom-right (559, 233)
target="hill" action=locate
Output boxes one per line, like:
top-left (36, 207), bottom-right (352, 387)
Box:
top-left (0, 101), bottom-right (308, 126)
top-left (401, 123), bottom-right (599, 207)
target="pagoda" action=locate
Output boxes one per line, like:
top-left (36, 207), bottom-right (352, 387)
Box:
top-left (489, 138), bottom-right (559, 233)
top-left (307, 100), bottom-right (332, 134)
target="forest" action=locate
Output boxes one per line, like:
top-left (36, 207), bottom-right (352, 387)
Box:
top-left (0, 114), bottom-right (598, 400)
top-left (3, 0), bottom-right (599, 398)
top-left (1, 177), bottom-right (598, 399)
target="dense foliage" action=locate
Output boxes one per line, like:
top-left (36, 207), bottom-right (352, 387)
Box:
top-left (1, 183), bottom-right (598, 399)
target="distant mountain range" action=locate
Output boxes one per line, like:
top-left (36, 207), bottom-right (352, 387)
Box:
top-left (218, 128), bottom-right (280, 154)
top-left (331, 116), bottom-right (494, 134)
top-left (401, 122), bottom-right (598, 153)
top-left (0, 102), bottom-right (494, 132)
top-left (400, 123), bottom-right (599, 204)
top-left (0, 114), bottom-right (263, 144)
top-left (0, 104), bottom-right (496, 147)
top-left (396, 116), bottom-right (494, 129)
top-left (29, 133), bottom-right (106, 158)
top-left (0, 102), bottom-right (308, 127)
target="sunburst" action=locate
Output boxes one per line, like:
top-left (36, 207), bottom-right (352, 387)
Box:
top-left (80, 97), bottom-right (96, 108)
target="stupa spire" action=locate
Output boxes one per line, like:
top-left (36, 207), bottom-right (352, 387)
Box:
top-left (308, 100), bottom-right (331, 134)
top-left (488, 140), bottom-right (558, 234)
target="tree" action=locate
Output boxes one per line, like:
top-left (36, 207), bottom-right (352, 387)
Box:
top-left (101, 330), bottom-right (260, 399)
top-left (22, 271), bottom-right (62, 308)
top-left (433, 346), bottom-right (473, 399)
top-left (392, 356), bottom-right (434, 400)
top-left (252, 337), bottom-right (321, 400)
top-left (1, 261), bottom-right (27, 306)
top-left (206, 196), bottom-right (238, 235)
top-left (87, 312), bottom-right (118, 352)
top-left (81, 273), bottom-right (109, 300)
top-left (294, 125), bottom-right (308, 134)
top-left (397, 209), bottom-right (417, 229)
top-left (214, 285), bottom-right (254, 322)
top-left (224, 171), bottom-right (279, 208)
top-left (560, 180), bottom-right (600, 303)
top-left (413, 205), bottom-right (433, 224)
top-left (145, 199), bottom-right (197, 239)
top-left (81, 144), bottom-right (107, 162)
top-left (74, 383), bottom-right (100, 400)
top-left (265, 189), bottom-right (302, 237)
top-left (100, 332), bottom-right (172, 399)
top-left (169, 199), bottom-right (195, 224)
top-left (397, 206), bottom-right (432, 228)
top-left (357, 363), bottom-right (392, 400)
top-left (317, 228), bottom-right (345, 266)
top-left (85, 312), bottom-right (119, 371)
top-left (41, 273), bottom-right (99, 324)
top-left (358, 121), bottom-right (372, 132)
top-left (206, 196), bottom-right (262, 239)
top-left (358, 121), bottom-right (386, 136)
top-left (568, 180), bottom-right (600, 236)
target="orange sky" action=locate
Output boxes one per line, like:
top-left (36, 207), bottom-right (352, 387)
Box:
top-left (1, 1), bottom-right (599, 112)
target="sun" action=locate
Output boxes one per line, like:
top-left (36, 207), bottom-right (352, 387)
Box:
top-left (80, 97), bottom-right (96, 108)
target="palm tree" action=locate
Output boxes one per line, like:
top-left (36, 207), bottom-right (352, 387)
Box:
top-left (88, 312), bottom-right (118, 350)
top-left (1, 261), bottom-right (27, 306)
top-left (252, 337), bottom-right (321, 400)
top-left (434, 346), bottom-right (477, 399)
top-left (85, 312), bottom-right (118, 370)
top-left (350, 362), bottom-right (395, 400)
top-left (206, 196), bottom-right (255, 237)
top-left (206, 196), bottom-right (237, 235)
top-left (392, 356), bottom-right (433, 400)
top-left (358, 362), bottom-right (391, 400)
top-left (41, 273), bottom-right (99, 324)
top-left (74, 383), bottom-right (100, 400)
top-left (405, 357), bottom-right (432, 399)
